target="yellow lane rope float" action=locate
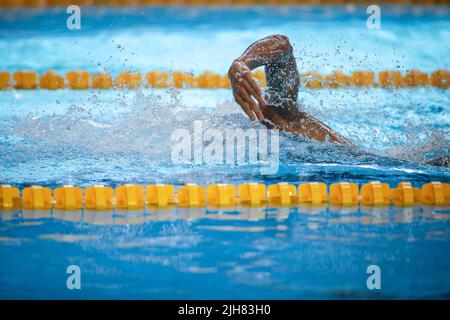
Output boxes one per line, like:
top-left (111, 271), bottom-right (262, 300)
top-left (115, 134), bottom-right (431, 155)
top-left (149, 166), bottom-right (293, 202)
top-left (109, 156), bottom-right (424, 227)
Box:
top-left (1, 181), bottom-right (449, 211)
top-left (0, 0), bottom-right (449, 7)
top-left (0, 69), bottom-right (449, 90)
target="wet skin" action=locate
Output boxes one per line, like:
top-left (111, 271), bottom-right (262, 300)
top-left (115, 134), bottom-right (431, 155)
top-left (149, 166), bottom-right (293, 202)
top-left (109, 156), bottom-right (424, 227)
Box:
top-left (228, 34), bottom-right (351, 145)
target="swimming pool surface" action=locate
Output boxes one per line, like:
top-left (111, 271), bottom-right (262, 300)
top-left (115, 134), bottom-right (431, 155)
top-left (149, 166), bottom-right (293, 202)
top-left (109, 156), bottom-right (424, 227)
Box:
top-left (0, 5), bottom-right (449, 299)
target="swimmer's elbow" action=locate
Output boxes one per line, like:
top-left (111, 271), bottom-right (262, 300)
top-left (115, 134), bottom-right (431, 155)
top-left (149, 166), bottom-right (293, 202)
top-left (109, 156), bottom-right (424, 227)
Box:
top-left (269, 34), bottom-right (293, 55)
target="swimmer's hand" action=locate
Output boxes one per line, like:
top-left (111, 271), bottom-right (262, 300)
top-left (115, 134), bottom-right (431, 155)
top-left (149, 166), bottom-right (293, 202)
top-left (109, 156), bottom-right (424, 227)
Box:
top-left (228, 60), bottom-right (266, 122)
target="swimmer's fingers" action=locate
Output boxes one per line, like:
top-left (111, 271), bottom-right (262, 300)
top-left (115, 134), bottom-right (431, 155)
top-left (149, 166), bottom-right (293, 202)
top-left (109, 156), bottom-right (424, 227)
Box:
top-left (243, 72), bottom-right (266, 106)
top-left (233, 92), bottom-right (256, 121)
top-left (238, 86), bottom-right (264, 122)
top-left (229, 62), bottom-right (264, 121)
top-left (241, 79), bottom-right (265, 114)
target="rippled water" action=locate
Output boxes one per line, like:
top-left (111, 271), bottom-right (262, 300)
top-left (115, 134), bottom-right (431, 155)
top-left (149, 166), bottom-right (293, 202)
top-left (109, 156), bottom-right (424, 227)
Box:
top-left (0, 5), bottom-right (449, 299)
top-left (0, 205), bottom-right (449, 299)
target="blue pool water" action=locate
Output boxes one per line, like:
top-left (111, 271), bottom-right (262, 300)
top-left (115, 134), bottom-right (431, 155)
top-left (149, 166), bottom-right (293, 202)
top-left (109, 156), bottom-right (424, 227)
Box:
top-left (0, 5), bottom-right (449, 299)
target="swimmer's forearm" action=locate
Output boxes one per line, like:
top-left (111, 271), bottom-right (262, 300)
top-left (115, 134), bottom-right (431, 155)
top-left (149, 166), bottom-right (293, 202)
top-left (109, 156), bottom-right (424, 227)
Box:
top-left (261, 105), bottom-right (352, 145)
top-left (291, 112), bottom-right (352, 145)
top-left (236, 34), bottom-right (294, 70)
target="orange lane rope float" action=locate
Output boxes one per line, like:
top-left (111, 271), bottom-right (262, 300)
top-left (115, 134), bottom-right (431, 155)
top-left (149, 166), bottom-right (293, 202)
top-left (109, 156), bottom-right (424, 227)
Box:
top-left (1, 181), bottom-right (449, 211)
top-left (0, 69), bottom-right (448, 90)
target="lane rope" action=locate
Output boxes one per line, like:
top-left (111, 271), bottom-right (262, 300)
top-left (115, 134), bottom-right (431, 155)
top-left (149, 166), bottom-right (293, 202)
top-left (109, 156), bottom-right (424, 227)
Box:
top-left (1, 181), bottom-right (449, 210)
top-left (0, 69), bottom-right (449, 90)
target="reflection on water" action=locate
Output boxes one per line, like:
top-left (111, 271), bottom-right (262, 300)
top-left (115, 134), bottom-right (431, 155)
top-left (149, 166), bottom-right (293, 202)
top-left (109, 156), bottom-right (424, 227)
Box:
top-left (3, 205), bottom-right (448, 226)
top-left (0, 205), bottom-right (449, 299)
top-left (2, 206), bottom-right (450, 258)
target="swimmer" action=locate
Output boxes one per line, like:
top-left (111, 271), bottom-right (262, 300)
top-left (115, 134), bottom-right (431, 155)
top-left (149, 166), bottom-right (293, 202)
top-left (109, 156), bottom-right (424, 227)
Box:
top-left (229, 34), bottom-right (449, 167)
top-left (229, 34), bottom-right (351, 145)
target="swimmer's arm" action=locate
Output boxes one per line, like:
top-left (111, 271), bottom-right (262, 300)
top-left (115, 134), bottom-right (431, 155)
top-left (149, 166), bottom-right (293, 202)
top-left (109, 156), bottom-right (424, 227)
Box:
top-left (228, 34), bottom-right (295, 121)
top-left (234, 34), bottom-right (294, 70)
top-left (281, 110), bottom-right (353, 145)
top-left (229, 34), bottom-right (352, 145)
top-left (259, 104), bottom-right (351, 144)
